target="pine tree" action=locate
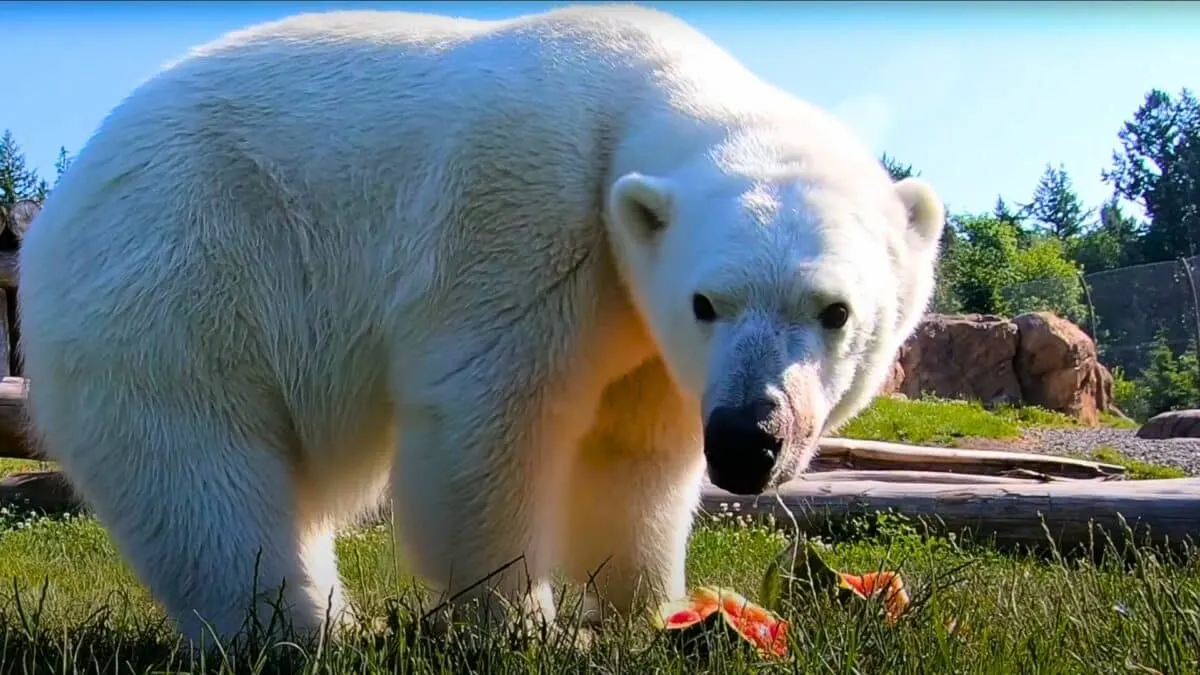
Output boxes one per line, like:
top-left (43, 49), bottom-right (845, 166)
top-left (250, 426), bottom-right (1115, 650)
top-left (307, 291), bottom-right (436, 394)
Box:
top-left (879, 153), bottom-right (919, 181)
top-left (1021, 163), bottom-right (1093, 241)
top-left (1105, 88), bottom-right (1200, 261)
top-left (54, 146), bottom-right (74, 186)
top-left (993, 195), bottom-right (1034, 247)
top-left (0, 129), bottom-right (43, 206)
top-left (992, 196), bottom-right (1018, 225)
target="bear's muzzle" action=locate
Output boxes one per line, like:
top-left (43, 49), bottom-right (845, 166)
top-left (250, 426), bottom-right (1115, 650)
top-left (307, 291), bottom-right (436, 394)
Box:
top-left (702, 398), bottom-right (782, 496)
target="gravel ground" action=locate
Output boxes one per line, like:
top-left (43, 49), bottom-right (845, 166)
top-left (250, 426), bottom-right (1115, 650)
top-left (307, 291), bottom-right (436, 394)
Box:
top-left (1023, 426), bottom-right (1200, 476)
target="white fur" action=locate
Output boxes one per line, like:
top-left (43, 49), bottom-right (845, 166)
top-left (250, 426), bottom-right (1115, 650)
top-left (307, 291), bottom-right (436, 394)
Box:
top-left (17, 4), bottom-right (945, 646)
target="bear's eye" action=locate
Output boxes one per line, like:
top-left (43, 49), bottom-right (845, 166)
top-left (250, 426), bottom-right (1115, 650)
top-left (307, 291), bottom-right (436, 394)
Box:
top-left (692, 294), bottom-right (718, 323)
top-left (818, 302), bottom-right (850, 330)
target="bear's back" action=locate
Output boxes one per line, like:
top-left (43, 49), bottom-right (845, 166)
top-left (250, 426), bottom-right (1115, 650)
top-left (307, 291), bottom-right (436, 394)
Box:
top-left (127, 4), bottom-right (772, 151)
top-left (21, 6), bottom-right (768, 387)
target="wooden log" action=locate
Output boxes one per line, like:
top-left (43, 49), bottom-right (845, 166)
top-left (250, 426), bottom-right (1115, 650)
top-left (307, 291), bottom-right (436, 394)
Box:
top-left (6, 286), bottom-right (20, 376)
top-left (700, 477), bottom-right (1200, 554)
top-left (0, 250), bottom-right (15, 289)
top-left (793, 469), bottom-right (1088, 485)
top-left (814, 437), bottom-right (1127, 479)
top-left (0, 471), bottom-right (81, 514)
top-left (0, 289), bottom-right (8, 378)
top-left (0, 377), bottom-right (38, 460)
top-left (5, 464), bottom-right (1199, 552)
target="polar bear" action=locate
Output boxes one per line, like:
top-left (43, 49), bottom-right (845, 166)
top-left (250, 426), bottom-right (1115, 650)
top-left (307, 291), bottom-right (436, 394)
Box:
top-left (17, 4), bottom-right (945, 648)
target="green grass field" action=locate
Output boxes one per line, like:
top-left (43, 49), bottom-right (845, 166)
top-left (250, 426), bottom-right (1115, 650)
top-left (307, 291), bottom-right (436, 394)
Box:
top-left (0, 397), bottom-right (1196, 674)
top-left (836, 395), bottom-right (1072, 445)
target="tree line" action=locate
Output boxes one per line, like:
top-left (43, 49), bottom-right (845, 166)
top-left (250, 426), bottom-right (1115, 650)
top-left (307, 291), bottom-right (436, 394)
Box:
top-left (883, 88), bottom-right (1200, 419)
top-left (2, 87), bottom-right (1198, 418)
top-left (882, 88), bottom-right (1198, 318)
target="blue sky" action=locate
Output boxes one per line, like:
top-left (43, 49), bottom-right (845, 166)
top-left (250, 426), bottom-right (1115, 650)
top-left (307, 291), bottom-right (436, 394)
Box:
top-left (3, 1), bottom-right (1198, 218)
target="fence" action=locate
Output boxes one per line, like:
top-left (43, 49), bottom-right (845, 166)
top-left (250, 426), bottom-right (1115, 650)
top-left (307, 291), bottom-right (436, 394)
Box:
top-left (999, 256), bottom-right (1200, 383)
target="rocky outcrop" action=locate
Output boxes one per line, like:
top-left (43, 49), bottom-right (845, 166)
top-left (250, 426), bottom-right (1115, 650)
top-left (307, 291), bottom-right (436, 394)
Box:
top-left (0, 199), bottom-right (40, 243)
top-left (1012, 312), bottom-right (1114, 425)
top-left (1136, 410), bottom-right (1200, 439)
top-left (889, 314), bottom-right (1023, 407)
top-left (881, 312), bottom-right (1118, 425)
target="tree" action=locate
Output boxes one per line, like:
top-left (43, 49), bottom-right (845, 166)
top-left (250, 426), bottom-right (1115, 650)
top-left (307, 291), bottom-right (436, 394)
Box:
top-left (1070, 196), bottom-right (1144, 273)
top-left (940, 213), bottom-right (1022, 315)
top-left (54, 146), bottom-right (74, 186)
top-left (938, 212), bottom-right (1084, 321)
top-left (993, 194), bottom-right (1034, 248)
top-left (1006, 235), bottom-right (1087, 323)
top-left (0, 129), bottom-right (43, 207)
top-left (1021, 163), bottom-right (1093, 242)
top-left (880, 153), bottom-right (919, 181)
top-left (1123, 331), bottom-right (1200, 418)
top-left (1103, 88), bottom-right (1200, 261)
top-left (992, 196), bottom-right (1019, 225)
top-left (930, 224), bottom-right (964, 314)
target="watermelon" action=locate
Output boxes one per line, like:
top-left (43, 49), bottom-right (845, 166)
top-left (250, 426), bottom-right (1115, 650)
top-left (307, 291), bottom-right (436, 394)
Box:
top-left (654, 586), bottom-right (789, 659)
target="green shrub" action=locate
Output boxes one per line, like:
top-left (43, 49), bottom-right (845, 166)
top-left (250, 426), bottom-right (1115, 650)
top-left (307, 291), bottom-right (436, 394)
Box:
top-left (1114, 332), bottom-right (1200, 421)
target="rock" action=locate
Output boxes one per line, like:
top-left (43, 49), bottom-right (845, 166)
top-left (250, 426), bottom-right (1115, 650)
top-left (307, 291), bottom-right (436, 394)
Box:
top-left (1136, 410), bottom-right (1200, 440)
top-left (890, 314), bottom-right (1023, 406)
top-left (880, 359), bottom-right (907, 398)
top-left (1012, 312), bottom-right (1111, 426)
top-left (0, 199), bottom-right (41, 245)
top-left (879, 312), bottom-right (1117, 424)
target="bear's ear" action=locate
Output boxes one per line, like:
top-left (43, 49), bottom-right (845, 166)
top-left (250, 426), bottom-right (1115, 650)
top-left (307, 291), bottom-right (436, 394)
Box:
top-left (894, 177), bottom-right (946, 253)
top-left (609, 172), bottom-right (672, 239)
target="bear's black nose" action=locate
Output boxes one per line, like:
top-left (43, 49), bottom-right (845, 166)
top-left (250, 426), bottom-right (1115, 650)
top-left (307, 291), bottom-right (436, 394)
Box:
top-left (703, 400), bottom-right (782, 496)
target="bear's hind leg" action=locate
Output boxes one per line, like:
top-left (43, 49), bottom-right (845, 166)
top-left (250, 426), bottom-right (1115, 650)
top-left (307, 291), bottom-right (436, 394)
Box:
top-left (29, 381), bottom-right (341, 650)
top-left (560, 358), bottom-right (707, 628)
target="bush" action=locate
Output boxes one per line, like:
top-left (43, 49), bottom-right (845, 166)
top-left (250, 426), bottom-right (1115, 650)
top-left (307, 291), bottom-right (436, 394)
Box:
top-left (1113, 332), bottom-right (1200, 421)
top-left (936, 215), bottom-right (1085, 320)
top-left (1111, 366), bottom-right (1142, 419)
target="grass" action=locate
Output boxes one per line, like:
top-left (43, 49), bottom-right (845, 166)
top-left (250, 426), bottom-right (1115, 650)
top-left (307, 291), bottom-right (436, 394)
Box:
top-left (835, 396), bottom-right (1186, 481)
top-left (835, 395), bottom-right (1080, 446)
top-left (0, 397), bottom-right (1191, 672)
top-left (0, 507), bottom-right (1196, 674)
top-left (1100, 412), bottom-right (1141, 430)
top-left (0, 459), bottom-right (47, 479)
top-left (1080, 445), bottom-right (1189, 480)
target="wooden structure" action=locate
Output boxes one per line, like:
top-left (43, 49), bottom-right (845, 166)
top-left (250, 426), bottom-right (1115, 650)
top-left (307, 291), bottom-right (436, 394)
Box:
top-left (0, 198), bottom-right (35, 378)
top-left (0, 198), bottom-right (1196, 555)
top-left (701, 475), bottom-right (1200, 555)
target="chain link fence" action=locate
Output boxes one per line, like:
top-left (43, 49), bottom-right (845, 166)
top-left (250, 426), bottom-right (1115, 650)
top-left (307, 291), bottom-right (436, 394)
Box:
top-left (999, 256), bottom-right (1200, 381)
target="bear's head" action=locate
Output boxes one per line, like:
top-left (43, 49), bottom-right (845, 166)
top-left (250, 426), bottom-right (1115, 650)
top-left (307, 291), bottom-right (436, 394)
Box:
top-left (605, 154), bottom-right (945, 496)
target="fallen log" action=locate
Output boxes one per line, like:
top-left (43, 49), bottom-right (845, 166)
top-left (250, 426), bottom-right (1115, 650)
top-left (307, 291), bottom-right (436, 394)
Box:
top-left (0, 290), bottom-right (8, 378)
top-left (0, 377), bottom-right (37, 460)
top-left (0, 251), bottom-right (15, 289)
top-left (700, 476), bottom-right (1200, 554)
top-left (814, 437), bottom-right (1126, 479)
top-left (792, 469), bottom-right (1090, 485)
top-left (6, 466), bottom-right (1199, 555)
top-left (0, 471), bottom-right (80, 514)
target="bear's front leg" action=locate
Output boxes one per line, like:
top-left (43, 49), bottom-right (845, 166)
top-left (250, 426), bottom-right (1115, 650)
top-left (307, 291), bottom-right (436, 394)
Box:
top-left (391, 370), bottom-right (584, 640)
top-left (560, 358), bottom-right (707, 629)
